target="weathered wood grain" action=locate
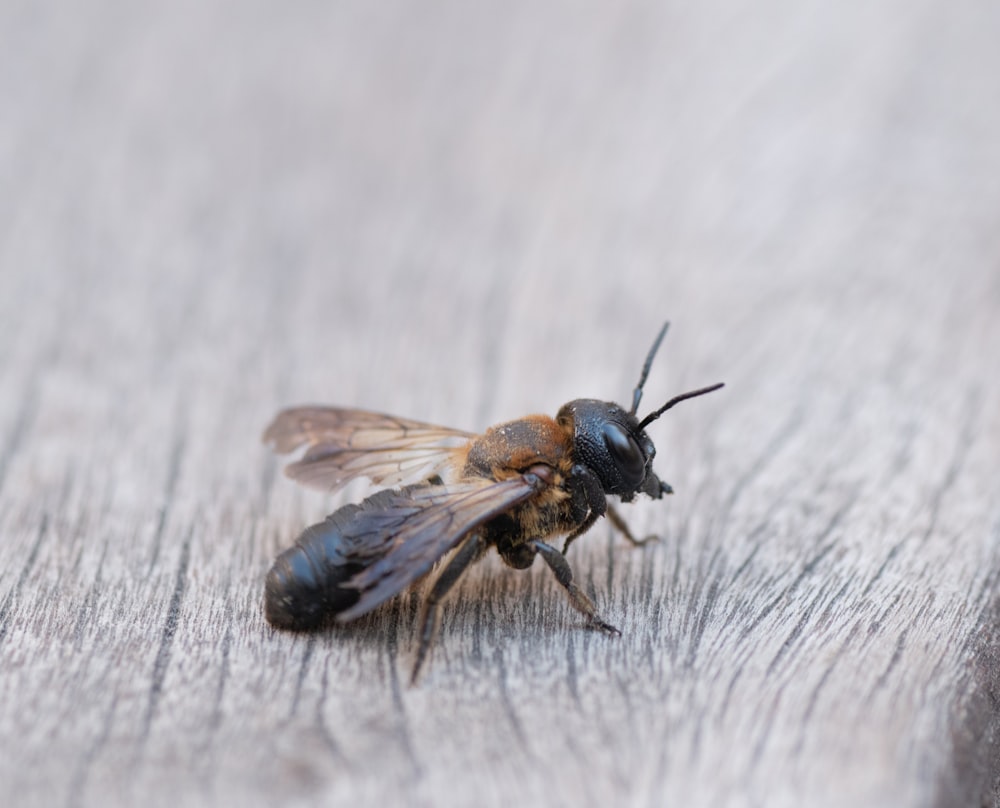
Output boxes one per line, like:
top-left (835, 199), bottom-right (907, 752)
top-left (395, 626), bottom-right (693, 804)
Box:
top-left (1, 1), bottom-right (999, 807)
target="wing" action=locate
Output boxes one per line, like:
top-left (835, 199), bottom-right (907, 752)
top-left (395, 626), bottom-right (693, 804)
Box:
top-left (263, 406), bottom-right (475, 492)
top-left (334, 473), bottom-right (549, 621)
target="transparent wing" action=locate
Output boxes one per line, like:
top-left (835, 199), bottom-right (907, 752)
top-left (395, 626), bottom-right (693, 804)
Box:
top-left (263, 406), bottom-right (475, 492)
top-left (335, 473), bottom-right (548, 620)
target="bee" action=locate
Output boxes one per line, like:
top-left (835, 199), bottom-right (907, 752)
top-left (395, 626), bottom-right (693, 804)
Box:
top-left (263, 322), bottom-right (723, 682)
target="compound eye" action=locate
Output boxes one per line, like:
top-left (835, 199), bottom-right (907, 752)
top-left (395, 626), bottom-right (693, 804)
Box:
top-left (602, 422), bottom-right (646, 485)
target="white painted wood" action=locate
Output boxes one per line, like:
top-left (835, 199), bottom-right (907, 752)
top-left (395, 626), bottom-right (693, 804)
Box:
top-left (1, 2), bottom-right (998, 807)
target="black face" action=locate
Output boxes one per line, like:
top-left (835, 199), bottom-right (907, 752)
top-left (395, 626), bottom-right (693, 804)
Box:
top-left (557, 399), bottom-right (669, 503)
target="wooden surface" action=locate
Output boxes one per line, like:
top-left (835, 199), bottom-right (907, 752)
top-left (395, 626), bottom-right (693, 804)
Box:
top-left (2, 2), bottom-right (999, 806)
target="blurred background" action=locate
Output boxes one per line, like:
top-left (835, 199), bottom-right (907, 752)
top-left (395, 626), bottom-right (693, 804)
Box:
top-left (5, 1), bottom-right (996, 425)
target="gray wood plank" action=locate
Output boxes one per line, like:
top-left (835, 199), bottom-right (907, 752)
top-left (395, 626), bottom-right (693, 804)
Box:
top-left (1, 1), bottom-right (998, 807)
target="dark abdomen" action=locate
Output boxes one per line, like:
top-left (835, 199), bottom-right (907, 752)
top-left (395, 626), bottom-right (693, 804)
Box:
top-left (264, 502), bottom-right (369, 630)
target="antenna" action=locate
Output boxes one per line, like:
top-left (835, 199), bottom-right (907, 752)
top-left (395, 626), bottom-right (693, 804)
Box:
top-left (638, 383), bottom-right (725, 430)
top-left (630, 321), bottom-right (670, 415)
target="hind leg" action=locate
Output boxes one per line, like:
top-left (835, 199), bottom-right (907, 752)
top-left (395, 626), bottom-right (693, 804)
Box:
top-left (411, 533), bottom-right (485, 684)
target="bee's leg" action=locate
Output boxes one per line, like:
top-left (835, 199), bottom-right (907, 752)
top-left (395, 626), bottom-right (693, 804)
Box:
top-left (560, 510), bottom-right (600, 555)
top-left (561, 464), bottom-right (608, 555)
top-left (607, 505), bottom-right (659, 547)
top-left (532, 540), bottom-right (620, 636)
top-left (411, 533), bottom-right (484, 685)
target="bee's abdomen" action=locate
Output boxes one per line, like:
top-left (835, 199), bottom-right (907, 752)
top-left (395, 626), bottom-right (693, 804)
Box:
top-left (264, 503), bottom-right (367, 630)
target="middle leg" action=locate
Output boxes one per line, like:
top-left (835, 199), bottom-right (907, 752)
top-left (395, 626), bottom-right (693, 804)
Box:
top-left (532, 540), bottom-right (620, 635)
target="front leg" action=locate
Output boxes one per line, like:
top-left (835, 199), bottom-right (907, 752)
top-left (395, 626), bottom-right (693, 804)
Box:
top-left (562, 464), bottom-right (660, 551)
top-left (607, 504), bottom-right (660, 547)
top-left (561, 463), bottom-right (608, 555)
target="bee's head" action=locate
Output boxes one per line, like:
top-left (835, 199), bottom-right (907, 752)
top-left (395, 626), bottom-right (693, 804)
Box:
top-left (557, 399), bottom-right (666, 502)
top-left (558, 323), bottom-right (724, 502)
